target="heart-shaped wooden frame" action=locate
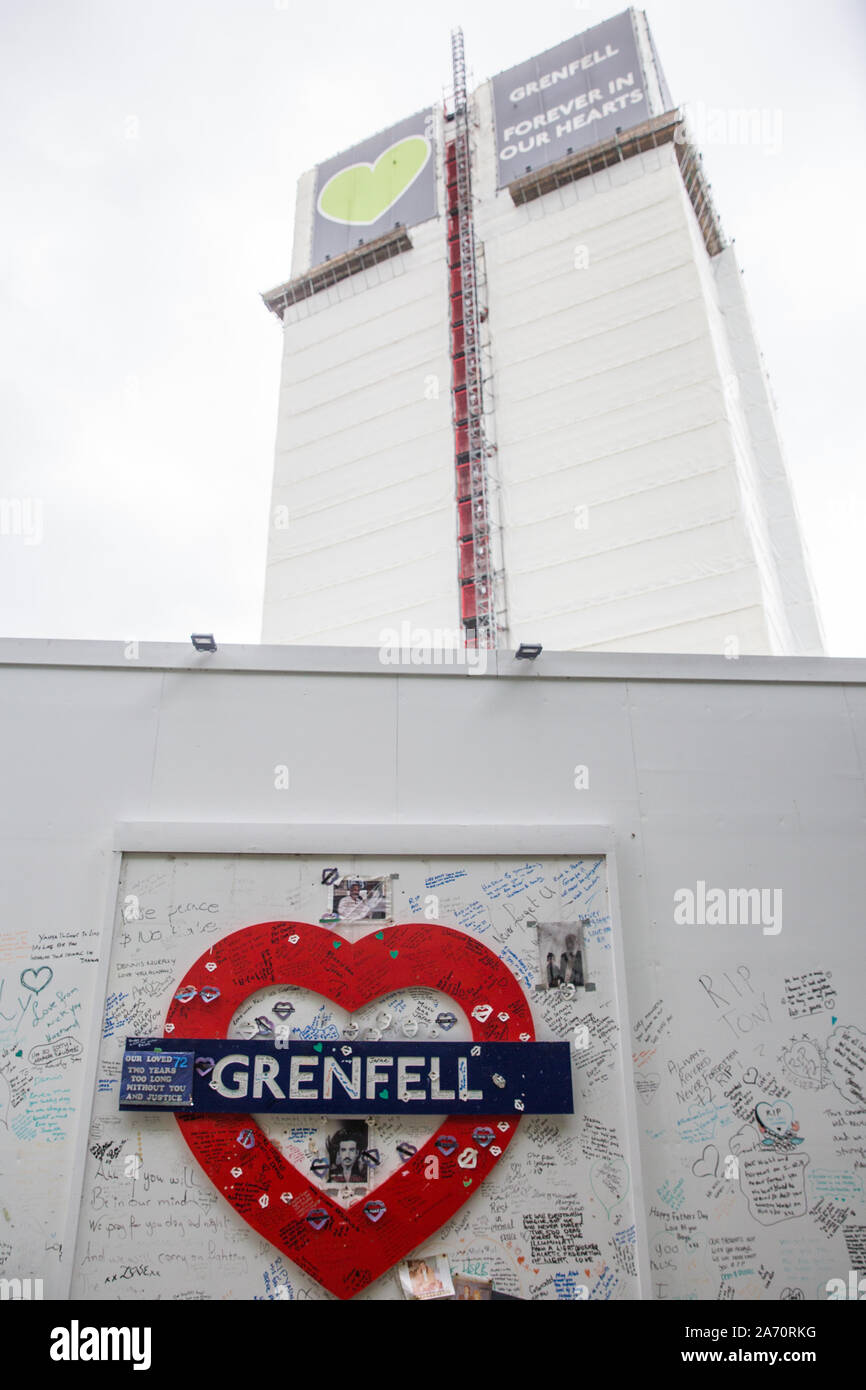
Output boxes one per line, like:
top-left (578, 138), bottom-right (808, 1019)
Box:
top-left (166, 921), bottom-right (534, 1300)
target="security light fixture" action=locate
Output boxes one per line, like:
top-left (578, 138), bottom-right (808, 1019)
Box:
top-left (516, 642), bottom-right (542, 660)
top-left (191, 634), bottom-right (217, 652)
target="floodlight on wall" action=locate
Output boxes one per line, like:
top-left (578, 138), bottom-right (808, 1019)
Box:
top-left (191, 633), bottom-right (217, 652)
top-left (515, 642), bottom-right (542, 660)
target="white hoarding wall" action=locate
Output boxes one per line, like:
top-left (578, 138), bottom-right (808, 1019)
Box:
top-left (0, 648), bottom-right (863, 1302)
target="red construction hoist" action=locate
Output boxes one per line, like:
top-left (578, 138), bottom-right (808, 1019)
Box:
top-left (447, 27), bottom-right (506, 650)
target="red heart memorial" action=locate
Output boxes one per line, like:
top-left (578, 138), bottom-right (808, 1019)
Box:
top-left (165, 921), bottom-right (535, 1300)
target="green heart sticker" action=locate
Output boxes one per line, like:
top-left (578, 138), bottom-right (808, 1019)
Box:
top-left (332, 940), bottom-right (341, 950)
top-left (389, 950), bottom-right (399, 959)
top-left (318, 137), bottom-right (430, 226)
top-left (375, 931), bottom-right (384, 940)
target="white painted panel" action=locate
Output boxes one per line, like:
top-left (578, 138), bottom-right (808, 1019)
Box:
top-left (68, 850), bottom-right (641, 1301)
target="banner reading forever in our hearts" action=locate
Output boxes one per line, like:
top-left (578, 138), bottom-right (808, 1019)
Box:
top-left (163, 921), bottom-right (539, 1300)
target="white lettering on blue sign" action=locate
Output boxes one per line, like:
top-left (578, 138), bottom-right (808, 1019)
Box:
top-left (211, 1051), bottom-right (486, 1104)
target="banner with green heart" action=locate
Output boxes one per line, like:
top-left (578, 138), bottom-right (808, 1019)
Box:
top-left (312, 108), bottom-right (436, 266)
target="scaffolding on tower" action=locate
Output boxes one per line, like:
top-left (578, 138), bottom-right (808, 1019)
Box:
top-left (447, 26), bottom-right (506, 650)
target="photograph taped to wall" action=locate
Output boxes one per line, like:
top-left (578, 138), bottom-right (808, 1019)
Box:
top-left (452, 1272), bottom-right (493, 1300)
top-left (533, 920), bottom-right (592, 991)
top-left (326, 875), bottom-right (392, 925)
top-left (399, 1254), bottom-right (455, 1301)
top-left (317, 1119), bottom-right (370, 1192)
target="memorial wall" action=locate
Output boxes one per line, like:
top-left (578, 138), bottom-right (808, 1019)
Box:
top-left (0, 641), bottom-right (863, 1300)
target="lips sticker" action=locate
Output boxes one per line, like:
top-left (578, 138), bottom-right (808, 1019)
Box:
top-left (166, 920), bottom-right (533, 1300)
top-left (435, 1135), bottom-right (458, 1156)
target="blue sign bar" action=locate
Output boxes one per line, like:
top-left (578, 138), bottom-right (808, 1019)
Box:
top-left (120, 1038), bottom-right (573, 1115)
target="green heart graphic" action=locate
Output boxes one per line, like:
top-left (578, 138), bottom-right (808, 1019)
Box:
top-left (375, 931), bottom-right (384, 940)
top-left (379, 1089), bottom-right (388, 1100)
top-left (332, 940), bottom-right (341, 950)
top-left (313, 1043), bottom-right (323, 1053)
top-left (318, 137), bottom-right (430, 226)
top-left (389, 949), bottom-right (399, 959)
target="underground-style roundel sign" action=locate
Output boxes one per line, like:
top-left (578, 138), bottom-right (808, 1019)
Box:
top-left (162, 922), bottom-right (540, 1300)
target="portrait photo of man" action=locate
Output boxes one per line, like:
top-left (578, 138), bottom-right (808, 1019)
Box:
top-left (325, 1124), bottom-right (369, 1184)
top-left (332, 877), bottom-right (389, 923)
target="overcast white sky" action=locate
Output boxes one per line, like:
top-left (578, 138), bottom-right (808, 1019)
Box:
top-left (1, 0), bottom-right (864, 654)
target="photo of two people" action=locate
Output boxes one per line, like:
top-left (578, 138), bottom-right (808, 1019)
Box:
top-left (534, 921), bottom-right (590, 990)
